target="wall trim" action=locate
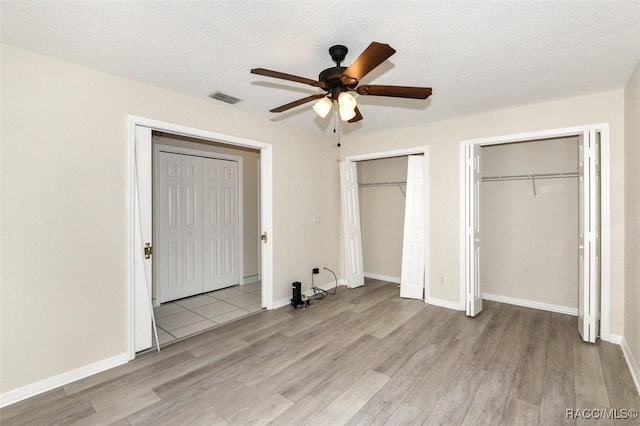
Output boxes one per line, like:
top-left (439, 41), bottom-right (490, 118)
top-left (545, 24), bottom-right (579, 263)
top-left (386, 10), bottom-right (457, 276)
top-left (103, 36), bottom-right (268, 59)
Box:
top-left (619, 337), bottom-right (640, 396)
top-left (242, 274), bottom-right (260, 284)
top-left (272, 298), bottom-right (291, 309)
top-left (608, 334), bottom-right (623, 344)
top-left (427, 297), bottom-right (464, 311)
top-left (364, 272), bottom-right (400, 284)
top-left (0, 353), bottom-right (129, 408)
top-left (482, 292), bottom-right (578, 316)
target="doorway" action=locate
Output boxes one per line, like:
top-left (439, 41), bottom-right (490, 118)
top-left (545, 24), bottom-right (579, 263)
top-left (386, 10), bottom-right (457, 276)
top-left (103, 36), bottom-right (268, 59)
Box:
top-left (127, 116), bottom-right (273, 358)
top-left (460, 124), bottom-right (610, 343)
top-left (342, 146), bottom-right (430, 301)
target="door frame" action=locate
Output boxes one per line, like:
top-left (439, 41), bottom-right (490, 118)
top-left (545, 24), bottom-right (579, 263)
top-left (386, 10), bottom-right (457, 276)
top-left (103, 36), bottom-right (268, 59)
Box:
top-left (127, 115), bottom-right (273, 359)
top-left (459, 123), bottom-right (611, 341)
top-left (344, 146), bottom-right (431, 301)
top-left (154, 143), bottom-right (244, 306)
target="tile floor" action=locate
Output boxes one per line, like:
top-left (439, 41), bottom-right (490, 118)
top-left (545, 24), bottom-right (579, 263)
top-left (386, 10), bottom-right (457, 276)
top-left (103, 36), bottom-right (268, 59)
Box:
top-left (152, 281), bottom-right (262, 346)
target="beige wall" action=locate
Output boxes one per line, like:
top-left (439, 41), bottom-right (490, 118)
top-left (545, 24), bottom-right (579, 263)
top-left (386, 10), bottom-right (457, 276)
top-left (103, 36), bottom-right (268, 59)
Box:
top-left (624, 62), bottom-right (640, 371)
top-left (341, 89), bottom-right (626, 337)
top-left (0, 45), bottom-right (342, 394)
top-left (480, 137), bottom-right (578, 308)
top-left (1, 42), bottom-right (635, 399)
top-left (358, 157), bottom-right (408, 279)
top-left (154, 134), bottom-right (261, 281)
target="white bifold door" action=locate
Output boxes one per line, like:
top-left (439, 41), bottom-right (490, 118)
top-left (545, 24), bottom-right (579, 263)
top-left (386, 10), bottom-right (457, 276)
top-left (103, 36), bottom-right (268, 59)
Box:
top-left (340, 162), bottom-right (365, 288)
top-left (578, 130), bottom-right (601, 343)
top-left (158, 152), bottom-right (239, 303)
top-left (400, 155), bottom-right (427, 299)
top-left (464, 144), bottom-right (483, 317)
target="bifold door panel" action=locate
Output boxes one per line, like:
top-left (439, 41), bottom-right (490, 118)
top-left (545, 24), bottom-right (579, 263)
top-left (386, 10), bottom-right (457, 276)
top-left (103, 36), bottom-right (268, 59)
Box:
top-left (158, 152), bottom-right (239, 303)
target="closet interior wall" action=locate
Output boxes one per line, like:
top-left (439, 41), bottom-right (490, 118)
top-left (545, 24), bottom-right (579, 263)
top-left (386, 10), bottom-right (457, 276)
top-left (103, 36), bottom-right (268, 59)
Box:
top-left (153, 133), bottom-right (261, 301)
top-left (480, 137), bottom-right (579, 309)
top-left (357, 157), bottom-right (408, 282)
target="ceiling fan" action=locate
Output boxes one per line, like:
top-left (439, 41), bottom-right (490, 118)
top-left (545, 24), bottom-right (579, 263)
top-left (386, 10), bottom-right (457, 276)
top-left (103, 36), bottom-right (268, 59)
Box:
top-left (250, 42), bottom-right (432, 123)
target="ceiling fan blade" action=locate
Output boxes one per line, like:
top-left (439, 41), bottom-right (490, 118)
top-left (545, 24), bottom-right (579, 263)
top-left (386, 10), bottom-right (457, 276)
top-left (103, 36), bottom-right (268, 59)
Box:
top-left (348, 106), bottom-right (363, 123)
top-left (269, 94), bottom-right (326, 113)
top-left (251, 68), bottom-right (323, 88)
top-left (356, 85), bottom-right (432, 99)
top-left (340, 42), bottom-right (396, 85)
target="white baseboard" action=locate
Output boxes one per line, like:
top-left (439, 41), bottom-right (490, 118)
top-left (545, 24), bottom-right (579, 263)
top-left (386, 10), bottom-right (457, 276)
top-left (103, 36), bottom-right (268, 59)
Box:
top-left (0, 352), bottom-right (129, 408)
top-left (427, 297), bottom-right (464, 311)
top-left (619, 337), bottom-right (640, 396)
top-left (272, 297), bottom-right (291, 310)
top-left (608, 334), bottom-right (624, 344)
top-left (364, 272), bottom-right (400, 284)
top-left (242, 274), bottom-right (260, 284)
top-left (482, 293), bottom-right (578, 316)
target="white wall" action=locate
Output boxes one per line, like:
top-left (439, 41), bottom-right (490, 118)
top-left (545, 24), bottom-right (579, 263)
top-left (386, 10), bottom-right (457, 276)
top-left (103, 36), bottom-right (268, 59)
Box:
top-left (624, 62), bottom-right (640, 374)
top-left (341, 89), bottom-right (625, 336)
top-left (0, 45), bottom-right (342, 395)
top-left (154, 133), bottom-right (261, 281)
top-left (480, 137), bottom-right (578, 309)
top-left (358, 157), bottom-right (408, 280)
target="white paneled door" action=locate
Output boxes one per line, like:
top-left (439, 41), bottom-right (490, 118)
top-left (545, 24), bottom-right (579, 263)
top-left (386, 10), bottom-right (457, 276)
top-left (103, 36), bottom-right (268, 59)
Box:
top-left (158, 152), bottom-right (239, 303)
top-left (400, 155), bottom-right (426, 299)
top-left (340, 162), bottom-right (364, 288)
top-left (203, 158), bottom-right (239, 292)
top-left (465, 144), bottom-right (483, 317)
top-left (578, 130), bottom-right (601, 343)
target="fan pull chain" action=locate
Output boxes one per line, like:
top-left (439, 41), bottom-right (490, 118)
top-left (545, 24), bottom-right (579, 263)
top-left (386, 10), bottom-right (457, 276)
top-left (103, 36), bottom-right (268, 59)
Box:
top-left (333, 105), bottom-right (341, 147)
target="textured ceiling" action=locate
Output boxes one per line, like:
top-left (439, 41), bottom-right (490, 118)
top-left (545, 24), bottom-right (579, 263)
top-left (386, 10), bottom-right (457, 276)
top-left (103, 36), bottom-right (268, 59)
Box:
top-left (2, 1), bottom-right (640, 135)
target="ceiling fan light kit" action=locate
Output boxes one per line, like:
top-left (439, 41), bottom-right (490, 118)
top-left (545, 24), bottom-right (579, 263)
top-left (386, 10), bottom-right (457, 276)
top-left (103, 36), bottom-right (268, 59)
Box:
top-left (250, 41), bottom-right (432, 127)
top-left (312, 96), bottom-right (333, 118)
top-left (339, 104), bottom-right (357, 122)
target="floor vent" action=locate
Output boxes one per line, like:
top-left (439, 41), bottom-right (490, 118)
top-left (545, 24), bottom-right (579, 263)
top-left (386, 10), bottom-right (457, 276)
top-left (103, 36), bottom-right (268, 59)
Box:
top-left (209, 92), bottom-right (242, 104)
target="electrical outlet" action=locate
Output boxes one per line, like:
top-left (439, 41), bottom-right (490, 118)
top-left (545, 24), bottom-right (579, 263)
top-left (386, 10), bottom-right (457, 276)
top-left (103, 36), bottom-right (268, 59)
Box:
top-left (312, 267), bottom-right (320, 275)
top-left (440, 276), bottom-right (445, 283)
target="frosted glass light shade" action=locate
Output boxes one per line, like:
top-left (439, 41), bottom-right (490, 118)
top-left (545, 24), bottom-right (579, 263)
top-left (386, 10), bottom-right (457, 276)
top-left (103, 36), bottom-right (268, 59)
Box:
top-left (312, 97), bottom-right (332, 118)
top-left (339, 105), bottom-right (357, 121)
top-left (338, 92), bottom-right (357, 110)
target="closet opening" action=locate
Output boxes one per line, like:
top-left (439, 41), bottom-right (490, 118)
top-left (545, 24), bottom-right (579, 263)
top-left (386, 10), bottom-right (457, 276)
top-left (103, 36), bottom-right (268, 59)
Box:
top-left (481, 137), bottom-right (580, 312)
top-left (358, 156), bottom-right (408, 286)
top-left (341, 147), bottom-right (430, 302)
top-left (461, 125), bottom-right (609, 343)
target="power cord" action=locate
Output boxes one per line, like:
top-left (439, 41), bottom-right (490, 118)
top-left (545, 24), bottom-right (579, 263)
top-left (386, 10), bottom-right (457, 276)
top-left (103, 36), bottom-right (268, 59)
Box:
top-left (311, 266), bottom-right (338, 299)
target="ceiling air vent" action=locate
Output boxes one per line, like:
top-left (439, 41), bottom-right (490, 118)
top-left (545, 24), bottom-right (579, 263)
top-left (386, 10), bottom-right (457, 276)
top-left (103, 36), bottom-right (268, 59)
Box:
top-left (209, 91), bottom-right (242, 105)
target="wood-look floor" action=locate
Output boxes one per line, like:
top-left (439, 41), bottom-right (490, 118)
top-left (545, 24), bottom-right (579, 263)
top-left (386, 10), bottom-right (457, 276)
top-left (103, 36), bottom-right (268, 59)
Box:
top-left (2, 279), bottom-right (639, 425)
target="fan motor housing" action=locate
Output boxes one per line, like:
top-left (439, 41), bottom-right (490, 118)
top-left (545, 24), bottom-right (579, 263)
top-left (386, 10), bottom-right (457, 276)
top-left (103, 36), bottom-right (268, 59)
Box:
top-left (319, 66), bottom-right (348, 89)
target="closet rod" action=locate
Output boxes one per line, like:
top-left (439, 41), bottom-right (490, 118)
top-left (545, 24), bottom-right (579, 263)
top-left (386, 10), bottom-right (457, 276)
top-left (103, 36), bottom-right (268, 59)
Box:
top-left (358, 181), bottom-right (407, 187)
top-left (358, 181), bottom-right (406, 197)
top-left (481, 172), bottom-right (578, 182)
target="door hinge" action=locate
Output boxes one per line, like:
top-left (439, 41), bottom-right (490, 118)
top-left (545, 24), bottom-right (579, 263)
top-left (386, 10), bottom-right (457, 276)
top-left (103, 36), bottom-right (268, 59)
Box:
top-left (261, 232), bottom-right (268, 244)
top-left (144, 242), bottom-right (153, 259)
